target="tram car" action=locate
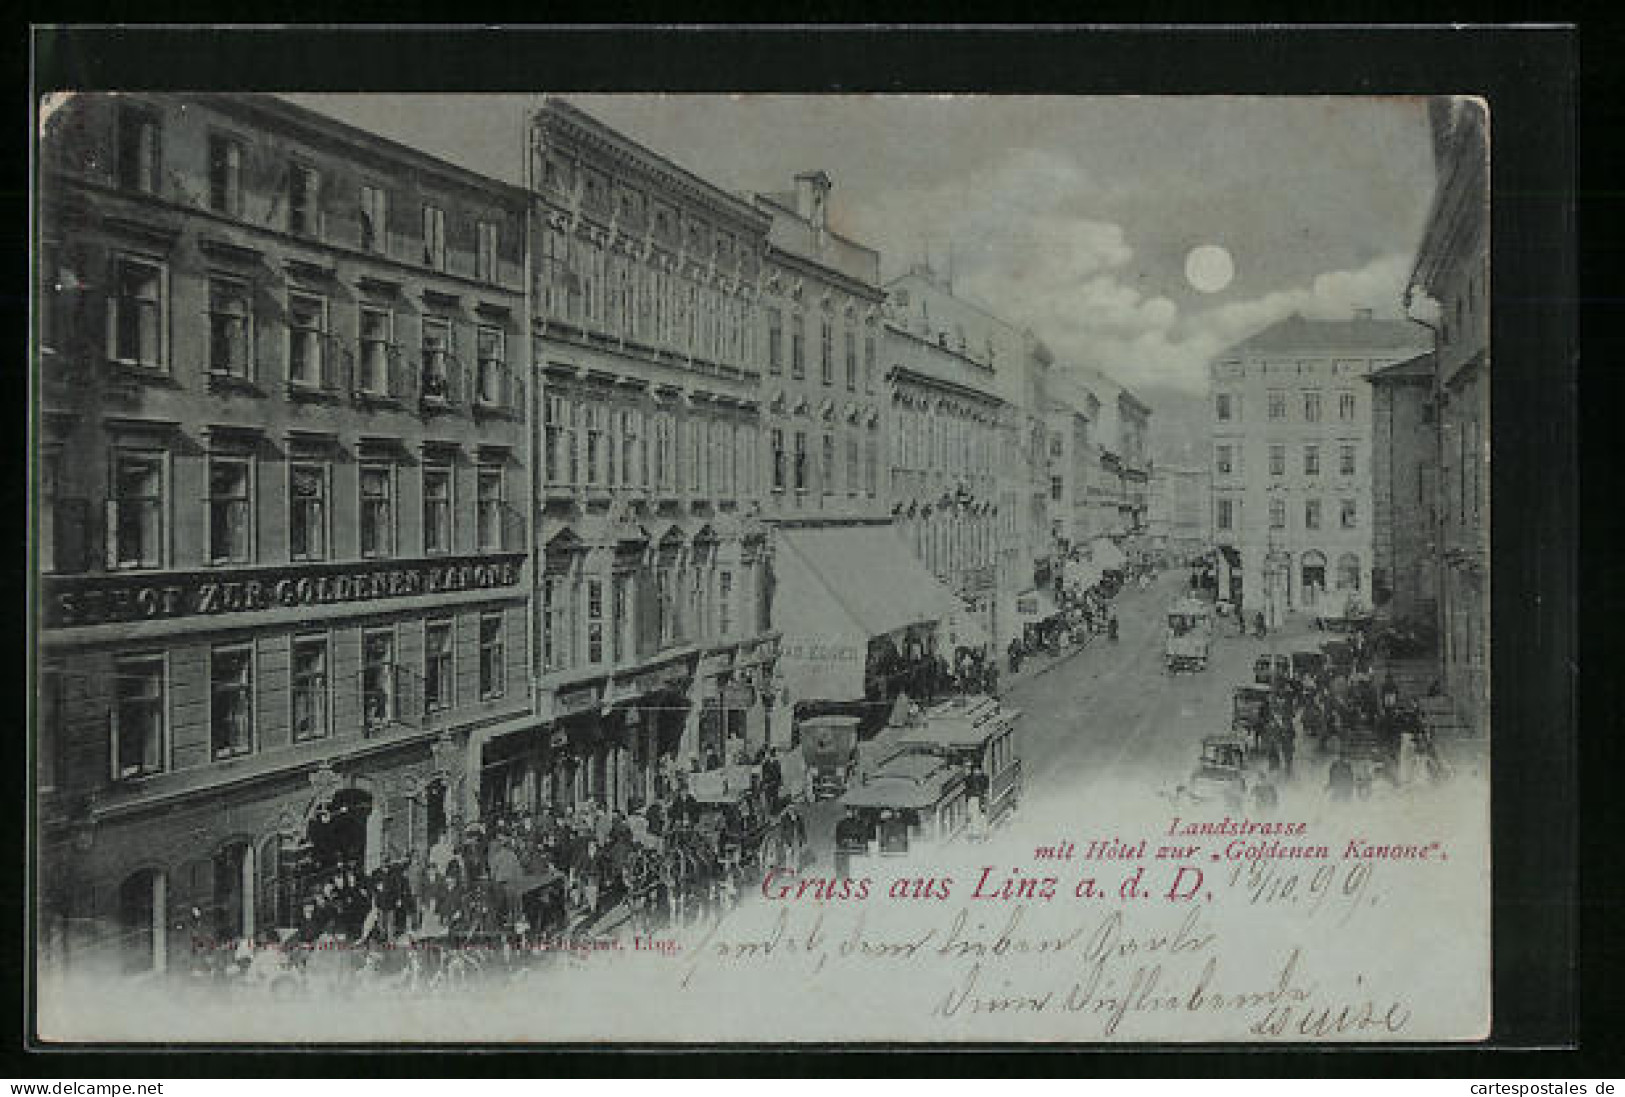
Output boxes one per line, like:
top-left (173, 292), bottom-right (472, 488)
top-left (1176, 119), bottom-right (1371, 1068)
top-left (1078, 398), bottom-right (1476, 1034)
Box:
top-left (892, 695), bottom-right (1023, 837)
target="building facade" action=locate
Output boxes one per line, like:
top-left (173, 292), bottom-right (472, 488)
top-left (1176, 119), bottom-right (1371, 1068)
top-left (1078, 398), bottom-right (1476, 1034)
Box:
top-left (36, 94), bottom-right (533, 975)
top-left (1207, 313), bottom-right (1430, 625)
top-left (1368, 354), bottom-right (1439, 623)
top-left (1148, 463), bottom-right (1212, 562)
top-left (1407, 96), bottom-right (1489, 737)
top-left (510, 100), bottom-right (780, 818)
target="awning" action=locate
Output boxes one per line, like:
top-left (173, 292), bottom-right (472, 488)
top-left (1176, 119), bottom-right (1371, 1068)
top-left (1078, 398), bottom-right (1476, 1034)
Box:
top-left (774, 525), bottom-right (959, 703)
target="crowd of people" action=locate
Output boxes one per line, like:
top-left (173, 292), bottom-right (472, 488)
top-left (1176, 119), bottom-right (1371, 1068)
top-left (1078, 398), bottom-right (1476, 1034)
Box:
top-left (1244, 632), bottom-right (1448, 801)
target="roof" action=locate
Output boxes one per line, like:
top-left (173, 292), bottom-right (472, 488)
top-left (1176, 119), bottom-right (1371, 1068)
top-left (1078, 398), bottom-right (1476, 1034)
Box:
top-left (1219, 313), bottom-right (1432, 359)
top-left (1368, 351), bottom-right (1436, 384)
top-left (841, 755), bottom-right (965, 810)
top-left (902, 697), bottom-right (1018, 749)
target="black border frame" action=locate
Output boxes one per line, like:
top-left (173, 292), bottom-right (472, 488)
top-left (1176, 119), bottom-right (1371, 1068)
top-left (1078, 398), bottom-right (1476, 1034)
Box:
top-left (14, 22), bottom-right (1584, 1075)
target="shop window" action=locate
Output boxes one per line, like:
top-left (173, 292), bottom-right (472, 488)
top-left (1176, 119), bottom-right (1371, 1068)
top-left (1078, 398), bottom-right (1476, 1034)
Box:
top-left (117, 869), bottom-right (165, 975)
top-left (210, 644), bottom-right (254, 760)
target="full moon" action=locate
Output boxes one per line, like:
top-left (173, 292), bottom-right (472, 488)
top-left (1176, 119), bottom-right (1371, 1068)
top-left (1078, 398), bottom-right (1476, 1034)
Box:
top-left (1185, 244), bottom-right (1235, 294)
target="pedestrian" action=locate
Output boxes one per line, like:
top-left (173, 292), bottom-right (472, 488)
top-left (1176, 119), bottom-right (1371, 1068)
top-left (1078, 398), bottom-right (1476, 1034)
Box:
top-left (761, 748), bottom-right (783, 810)
top-left (1327, 755), bottom-right (1355, 802)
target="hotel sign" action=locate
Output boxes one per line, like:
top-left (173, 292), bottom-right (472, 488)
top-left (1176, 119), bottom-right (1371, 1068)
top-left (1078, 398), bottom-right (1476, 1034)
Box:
top-left (44, 553), bottom-right (526, 629)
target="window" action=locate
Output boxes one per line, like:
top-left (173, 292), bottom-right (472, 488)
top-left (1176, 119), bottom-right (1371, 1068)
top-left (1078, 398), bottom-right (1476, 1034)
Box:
top-left (1303, 391), bottom-right (1322, 423)
top-left (1304, 445), bottom-right (1320, 477)
top-left (422, 465), bottom-right (453, 555)
top-left (794, 432), bottom-right (808, 492)
top-left (480, 613), bottom-right (506, 699)
top-left (113, 656), bottom-right (165, 779)
top-left (768, 308), bottom-right (783, 374)
top-left (820, 319), bottom-right (833, 384)
top-left (1269, 499), bottom-right (1286, 529)
top-left (846, 435), bottom-right (859, 493)
top-left (425, 620), bottom-right (454, 712)
top-left (289, 462), bottom-right (328, 561)
top-left (791, 314), bottom-right (806, 378)
top-left (866, 435), bottom-right (878, 495)
top-left (611, 574), bottom-right (629, 664)
top-left (1339, 391), bottom-right (1357, 421)
top-left (476, 325), bottom-right (505, 405)
top-left (421, 318), bottom-right (452, 402)
top-left (1269, 444), bottom-right (1285, 477)
top-left (865, 334), bottom-right (877, 392)
top-left (1216, 498), bottom-right (1234, 531)
top-left (360, 465), bottom-right (394, 558)
top-left (1340, 444), bottom-right (1356, 477)
top-left (287, 293), bottom-right (327, 387)
top-left (207, 457), bottom-right (252, 565)
top-left (718, 570), bottom-right (733, 637)
top-left (821, 434), bottom-right (835, 494)
top-left (771, 428), bottom-right (786, 491)
top-left (1305, 498), bottom-right (1322, 530)
top-left (1215, 392), bottom-right (1233, 421)
top-left (1215, 445), bottom-right (1233, 476)
top-left (358, 308), bottom-right (393, 396)
top-left (207, 277), bottom-right (252, 378)
top-left (423, 206), bottom-right (446, 270)
top-left (109, 452), bottom-right (164, 570)
top-left (1051, 475), bottom-right (1063, 502)
top-left (845, 329), bottom-right (857, 390)
top-left (291, 635), bottom-right (329, 743)
top-left (586, 578), bottom-right (605, 664)
top-left (477, 465), bottom-right (504, 551)
top-left (208, 134), bottom-right (242, 216)
top-left (362, 630), bottom-right (396, 730)
top-left (117, 107), bottom-right (160, 194)
top-left (210, 645), bottom-right (254, 760)
top-left (1337, 553), bottom-right (1361, 591)
top-left (108, 257), bottom-right (165, 368)
top-left (1268, 390), bottom-right (1286, 420)
top-left (1341, 498), bottom-right (1358, 530)
top-left (476, 221), bottom-right (499, 283)
top-left (360, 185), bottom-right (388, 253)
top-left (288, 165), bottom-right (321, 237)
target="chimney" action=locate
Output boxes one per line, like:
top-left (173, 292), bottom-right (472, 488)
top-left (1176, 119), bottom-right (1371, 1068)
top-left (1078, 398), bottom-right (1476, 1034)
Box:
top-left (1353, 307), bottom-right (1375, 321)
top-left (794, 170), bottom-right (832, 230)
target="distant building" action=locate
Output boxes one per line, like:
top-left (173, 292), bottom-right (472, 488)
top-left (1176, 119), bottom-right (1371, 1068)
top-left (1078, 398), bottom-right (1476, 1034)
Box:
top-left (1407, 96), bottom-right (1489, 737)
top-left (1148, 463), bottom-right (1211, 562)
top-left (1207, 312), bottom-right (1430, 625)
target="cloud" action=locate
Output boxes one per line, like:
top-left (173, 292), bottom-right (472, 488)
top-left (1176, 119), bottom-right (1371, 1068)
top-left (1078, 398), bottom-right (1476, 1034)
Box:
top-left (1044, 252), bottom-right (1418, 397)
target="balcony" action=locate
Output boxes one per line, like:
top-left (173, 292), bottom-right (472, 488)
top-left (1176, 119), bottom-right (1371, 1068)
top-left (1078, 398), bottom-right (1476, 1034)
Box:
top-left (417, 353), bottom-right (465, 414)
top-left (350, 345), bottom-right (414, 407)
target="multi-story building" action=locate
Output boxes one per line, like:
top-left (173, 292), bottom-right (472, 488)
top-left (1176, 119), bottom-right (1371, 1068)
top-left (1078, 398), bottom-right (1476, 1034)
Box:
top-left (1406, 96), bottom-right (1489, 737)
top-left (509, 99), bottom-right (781, 816)
top-left (1043, 369), bottom-right (1100, 556)
top-left (36, 94), bottom-right (533, 975)
top-left (1207, 311), bottom-right (1430, 625)
top-left (883, 266), bottom-right (1049, 650)
top-left (880, 282), bottom-right (1005, 657)
top-left (1148, 463), bottom-right (1212, 562)
top-left (1368, 353), bottom-right (1439, 623)
top-left (749, 174), bottom-right (951, 716)
top-left (1117, 389), bottom-right (1153, 557)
